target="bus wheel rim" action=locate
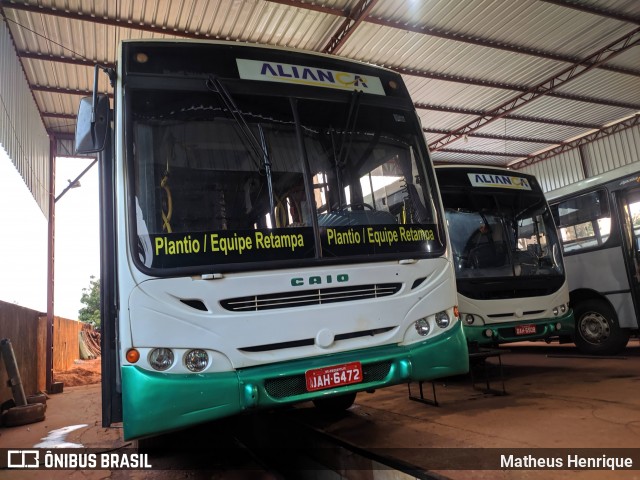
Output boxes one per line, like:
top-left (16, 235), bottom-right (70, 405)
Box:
top-left (579, 311), bottom-right (610, 345)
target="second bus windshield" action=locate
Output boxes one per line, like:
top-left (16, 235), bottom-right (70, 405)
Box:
top-left (442, 189), bottom-right (564, 279)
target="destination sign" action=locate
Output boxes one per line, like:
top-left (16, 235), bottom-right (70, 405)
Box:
top-left (468, 173), bottom-right (532, 190)
top-left (236, 58), bottom-right (386, 95)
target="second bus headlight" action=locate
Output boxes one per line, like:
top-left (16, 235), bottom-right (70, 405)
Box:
top-left (185, 349), bottom-right (209, 372)
top-left (414, 318), bottom-right (430, 336)
top-left (435, 311), bottom-right (450, 328)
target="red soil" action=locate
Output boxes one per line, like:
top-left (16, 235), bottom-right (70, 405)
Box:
top-left (53, 358), bottom-right (101, 387)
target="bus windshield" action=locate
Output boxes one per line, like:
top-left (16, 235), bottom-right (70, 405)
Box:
top-left (443, 189), bottom-right (564, 279)
top-left (130, 86), bottom-right (443, 272)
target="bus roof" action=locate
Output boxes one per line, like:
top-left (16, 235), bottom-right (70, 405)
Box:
top-left (435, 164), bottom-right (532, 175)
top-left (118, 38), bottom-right (397, 74)
top-left (546, 163), bottom-right (640, 202)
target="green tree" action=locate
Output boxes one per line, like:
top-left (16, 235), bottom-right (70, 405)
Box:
top-left (79, 276), bottom-right (101, 327)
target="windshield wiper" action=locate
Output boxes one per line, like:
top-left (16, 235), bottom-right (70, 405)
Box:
top-left (337, 90), bottom-right (362, 167)
top-left (330, 91), bottom-right (362, 209)
top-left (206, 75), bottom-right (276, 222)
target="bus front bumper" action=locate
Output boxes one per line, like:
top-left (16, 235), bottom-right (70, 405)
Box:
top-left (121, 321), bottom-right (468, 440)
top-left (463, 310), bottom-right (575, 346)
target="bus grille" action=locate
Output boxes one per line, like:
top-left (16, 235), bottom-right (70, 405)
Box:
top-left (239, 327), bottom-right (395, 353)
top-left (221, 283), bottom-right (401, 312)
top-left (264, 361), bottom-right (392, 399)
top-left (487, 310), bottom-right (545, 319)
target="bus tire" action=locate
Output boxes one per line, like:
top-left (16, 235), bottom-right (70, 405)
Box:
top-left (1, 404), bottom-right (46, 427)
top-left (313, 392), bottom-right (357, 412)
top-left (27, 393), bottom-right (48, 405)
top-left (573, 299), bottom-right (630, 355)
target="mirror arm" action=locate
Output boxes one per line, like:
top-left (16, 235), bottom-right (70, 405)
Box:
top-left (91, 65), bottom-right (99, 123)
top-left (91, 64), bottom-right (116, 123)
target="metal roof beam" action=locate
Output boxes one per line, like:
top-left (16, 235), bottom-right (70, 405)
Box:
top-left (322, 0), bottom-right (377, 54)
top-left (540, 0), bottom-right (640, 25)
top-left (42, 112), bottom-right (75, 120)
top-left (438, 148), bottom-right (527, 158)
top-left (395, 67), bottom-right (640, 110)
top-left (31, 84), bottom-right (113, 98)
top-left (510, 113), bottom-right (640, 169)
top-left (48, 131), bottom-right (75, 140)
top-left (415, 103), bottom-right (602, 130)
top-left (428, 28), bottom-right (640, 151)
top-left (261, 0), bottom-right (343, 16)
top-left (424, 129), bottom-right (558, 144)
top-left (17, 50), bottom-right (115, 69)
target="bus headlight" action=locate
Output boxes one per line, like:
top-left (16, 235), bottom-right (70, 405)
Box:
top-left (185, 349), bottom-right (209, 372)
top-left (435, 311), bottom-right (450, 328)
top-left (464, 314), bottom-right (475, 325)
top-left (149, 348), bottom-right (174, 371)
top-left (553, 307), bottom-right (559, 316)
top-left (414, 318), bottom-right (430, 336)
top-left (560, 304), bottom-right (567, 313)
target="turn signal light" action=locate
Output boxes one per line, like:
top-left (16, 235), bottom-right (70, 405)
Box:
top-left (126, 349), bottom-right (140, 363)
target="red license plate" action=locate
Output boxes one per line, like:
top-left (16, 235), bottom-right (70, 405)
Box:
top-left (305, 362), bottom-right (363, 392)
top-left (515, 324), bottom-right (537, 335)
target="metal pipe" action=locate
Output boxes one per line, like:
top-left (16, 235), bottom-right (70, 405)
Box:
top-left (46, 136), bottom-right (56, 393)
top-left (0, 339), bottom-right (28, 406)
top-left (91, 65), bottom-right (99, 123)
top-left (55, 158), bottom-right (97, 203)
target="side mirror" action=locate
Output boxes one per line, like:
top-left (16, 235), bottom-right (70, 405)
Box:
top-left (75, 94), bottom-right (110, 154)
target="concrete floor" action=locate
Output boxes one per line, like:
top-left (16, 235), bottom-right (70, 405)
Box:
top-left (0, 341), bottom-right (639, 479)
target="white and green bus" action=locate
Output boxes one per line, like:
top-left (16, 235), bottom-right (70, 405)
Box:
top-left (75, 40), bottom-right (468, 440)
top-left (547, 164), bottom-right (639, 355)
top-left (435, 166), bottom-right (574, 348)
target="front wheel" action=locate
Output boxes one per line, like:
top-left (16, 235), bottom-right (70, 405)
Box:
top-left (573, 299), bottom-right (629, 355)
top-left (312, 392), bottom-right (357, 412)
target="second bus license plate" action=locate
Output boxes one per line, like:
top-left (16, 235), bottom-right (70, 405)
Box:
top-left (515, 324), bottom-right (537, 335)
top-left (305, 361), bottom-right (363, 392)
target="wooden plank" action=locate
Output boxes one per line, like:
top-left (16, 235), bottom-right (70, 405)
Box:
top-left (0, 300), bottom-right (40, 404)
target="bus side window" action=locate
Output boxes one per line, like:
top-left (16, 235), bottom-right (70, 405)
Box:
top-left (552, 190), bottom-right (611, 252)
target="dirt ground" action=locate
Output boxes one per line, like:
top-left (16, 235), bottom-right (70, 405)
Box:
top-left (53, 358), bottom-right (101, 387)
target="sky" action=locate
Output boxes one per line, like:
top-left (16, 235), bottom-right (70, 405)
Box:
top-left (0, 146), bottom-right (99, 319)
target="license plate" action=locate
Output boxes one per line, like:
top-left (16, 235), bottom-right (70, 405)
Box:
top-left (515, 324), bottom-right (537, 335)
top-left (305, 362), bottom-right (363, 392)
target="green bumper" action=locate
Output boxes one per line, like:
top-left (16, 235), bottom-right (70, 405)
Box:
top-left (464, 310), bottom-right (575, 346)
top-left (122, 321), bottom-right (468, 439)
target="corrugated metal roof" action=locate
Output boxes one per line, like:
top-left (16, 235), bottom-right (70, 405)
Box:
top-left (0, 19), bottom-right (50, 217)
top-left (0, 0), bottom-right (638, 171)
